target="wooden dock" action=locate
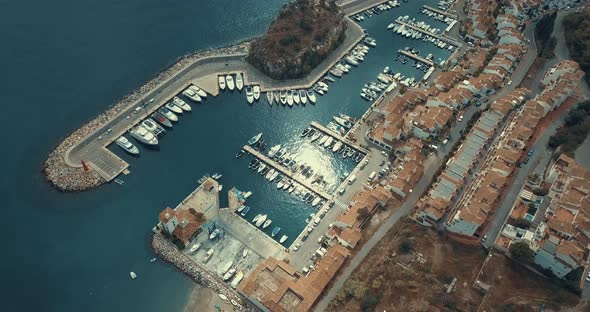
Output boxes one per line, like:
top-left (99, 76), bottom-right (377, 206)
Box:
top-left (395, 20), bottom-right (461, 47)
top-left (310, 121), bottom-right (369, 155)
top-left (242, 145), bottom-right (332, 200)
top-left (423, 5), bottom-right (458, 19)
top-left (397, 50), bottom-right (434, 67)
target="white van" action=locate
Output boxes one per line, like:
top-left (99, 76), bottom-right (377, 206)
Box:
top-left (347, 175), bottom-right (357, 185)
top-left (368, 171), bottom-right (377, 182)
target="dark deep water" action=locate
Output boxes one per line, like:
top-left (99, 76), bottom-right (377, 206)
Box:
top-left (0, 0), bottom-right (451, 311)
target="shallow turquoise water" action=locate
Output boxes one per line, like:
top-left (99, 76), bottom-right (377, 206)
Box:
top-left (0, 0), bottom-right (450, 311)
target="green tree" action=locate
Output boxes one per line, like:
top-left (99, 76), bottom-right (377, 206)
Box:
top-left (510, 242), bottom-right (535, 264)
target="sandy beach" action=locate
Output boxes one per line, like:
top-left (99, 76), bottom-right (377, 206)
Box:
top-left (184, 286), bottom-right (235, 312)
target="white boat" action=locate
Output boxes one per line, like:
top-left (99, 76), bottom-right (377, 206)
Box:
top-left (182, 89), bottom-right (201, 103)
top-left (130, 125), bottom-right (158, 145)
top-left (237, 205), bottom-right (246, 212)
top-left (226, 74), bottom-right (235, 91)
top-left (245, 86), bottom-right (254, 104)
top-left (269, 171), bottom-right (279, 182)
top-left (252, 214), bottom-right (261, 223)
top-left (116, 136), bottom-right (139, 155)
top-left (243, 191), bottom-right (252, 198)
top-left (223, 268), bottom-right (236, 281)
top-left (141, 118), bottom-right (159, 133)
top-left (268, 144), bottom-right (281, 158)
top-left (159, 107), bottom-right (178, 122)
top-left (231, 271), bottom-right (244, 289)
top-left (218, 184), bottom-right (223, 191)
top-left (310, 132), bottom-right (321, 142)
top-left (387, 23), bottom-right (394, 29)
top-left (293, 90), bottom-right (300, 104)
top-left (266, 168), bottom-right (275, 180)
top-left (173, 97), bottom-right (192, 111)
top-left (306, 90), bottom-right (317, 104)
top-left (279, 235), bottom-right (288, 244)
top-left (235, 73), bottom-right (243, 91)
top-left (256, 214), bottom-right (267, 227)
top-left (262, 219), bottom-right (272, 229)
top-left (266, 91), bottom-right (274, 105)
top-left (319, 135), bottom-right (329, 145)
top-left (220, 261), bottom-right (234, 275)
top-left (324, 136), bottom-right (334, 148)
top-left (286, 91), bottom-right (294, 106)
top-left (299, 90), bottom-right (307, 104)
top-left (218, 75), bottom-right (226, 90)
top-left (165, 102), bottom-right (183, 114)
top-left (279, 90), bottom-right (287, 105)
top-left (332, 141), bottom-right (343, 153)
top-left (248, 132), bottom-right (263, 145)
top-left (253, 85), bottom-right (261, 100)
top-left (243, 249), bottom-right (249, 258)
top-left (333, 116), bottom-right (352, 128)
top-left (189, 85), bottom-right (207, 98)
top-left (203, 248), bottom-right (214, 263)
top-left (312, 197), bottom-right (321, 207)
top-left (257, 163), bottom-right (267, 174)
top-left (189, 242), bottom-right (201, 253)
top-left (130, 272), bottom-right (137, 280)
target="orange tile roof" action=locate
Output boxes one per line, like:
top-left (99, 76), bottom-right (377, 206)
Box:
top-left (159, 207), bottom-right (176, 224)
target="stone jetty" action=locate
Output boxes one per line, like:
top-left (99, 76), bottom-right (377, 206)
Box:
top-left (151, 233), bottom-right (252, 311)
top-left (44, 41), bottom-right (252, 192)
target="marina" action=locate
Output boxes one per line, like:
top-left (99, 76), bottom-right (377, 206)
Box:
top-left (422, 4), bottom-right (457, 19)
top-left (394, 19), bottom-right (460, 47)
top-left (397, 49), bottom-right (435, 67)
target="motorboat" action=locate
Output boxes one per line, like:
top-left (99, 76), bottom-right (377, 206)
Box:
top-left (248, 132), bottom-right (263, 145)
top-left (218, 184), bottom-right (223, 191)
top-left (286, 91), bottom-right (294, 106)
top-left (235, 73), bottom-right (243, 91)
top-left (269, 171), bottom-right (279, 182)
top-left (268, 144), bottom-right (281, 158)
top-left (293, 90), bottom-right (300, 104)
top-left (387, 22), bottom-right (394, 29)
top-left (130, 272), bottom-right (137, 280)
top-left (165, 102), bottom-right (183, 114)
top-left (306, 89), bottom-right (316, 104)
top-left (255, 214), bottom-right (267, 227)
top-left (318, 135), bottom-right (329, 145)
top-left (237, 205), bottom-right (246, 213)
top-left (245, 86), bottom-right (254, 104)
top-left (334, 116), bottom-right (352, 128)
top-left (159, 107), bottom-right (178, 122)
top-left (340, 114), bottom-right (355, 122)
top-left (279, 235), bottom-right (288, 244)
top-left (323, 136), bottom-right (334, 148)
top-left (257, 163), bottom-right (267, 174)
top-left (310, 132), bottom-right (321, 142)
top-left (115, 136), bottom-right (139, 155)
top-left (226, 74), bottom-right (235, 91)
top-left (265, 168), bottom-right (275, 180)
top-left (262, 219), bottom-right (272, 229)
top-left (240, 206), bottom-right (250, 216)
top-left (279, 90), bottom-right (287, 105)
top-left (173, 97), bottom-right (192, 111)
top-left (236, 149), bottom-right (244, 158)
top-left (220, 261), bottom-right (234, 276)
top-left (223, 268), bottom-right (236, 281)
top-left (243, 191), bottom-right (252, 198)
top-left (151, 111), bottom-right (173, 128)
top-left (182, 88), bottom-right (201, 103)
top-left (271, 226), bottom-right (281, 237)
top-left (277, 180), bottom-right (285, 189)
top-left (332, 141), bottom-right (343, 153)
top-left (189, 242), bottom-right (201, 253)
top-left (345, 56), bottom-right (359, 66)
top-left (130, 125), bottom-right (158, 146)
top-left (266, 91), bottom-right (274, 105)
top-left (218, 75), bottom-right (226, 90)
top-left (212, 173), bottom-right (222, 180)
top-left (253, 85), bottom-right (261, 101)
top-left (189, 85), bottom-right (207, 98)
top-left (298, 90), bottom-right (308, 105)
top-left (252, 214), bottom-right (261, 223)
top-left (312, 197), bottom-right (322, 207)
top-left (203, 248), bottom-right (214, 263)
top-left (231, 271), bottom-right (243, 289)
top-left (141, 118), bottom-right (160, 133)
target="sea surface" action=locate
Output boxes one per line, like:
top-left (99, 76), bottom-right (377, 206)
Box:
top-left (1, 0), bottom-right (452, 311)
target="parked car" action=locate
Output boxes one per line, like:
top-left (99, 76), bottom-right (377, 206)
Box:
top-left (481, 235), bottom-right (488, 242)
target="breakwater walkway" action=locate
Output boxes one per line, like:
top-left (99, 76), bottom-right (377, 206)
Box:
top-left (44, 0), bottom-right (387, 192)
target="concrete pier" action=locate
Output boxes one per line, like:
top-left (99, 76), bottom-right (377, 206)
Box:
top-left (423, 5), bottom-right (458, 19)
top-left (310, 121), bottom-right (369, 155)
top-left (242, 145), bottom-right (332, 200)
top-left (395, 20), bottom-right (461, 47)
top-left (397, 49), bottom-right (435, 67)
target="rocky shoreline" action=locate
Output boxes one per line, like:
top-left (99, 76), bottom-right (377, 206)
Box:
top-left (43, 40), bottom-right (253, 192)
top-left (151, 233), bottom-right (252, 311)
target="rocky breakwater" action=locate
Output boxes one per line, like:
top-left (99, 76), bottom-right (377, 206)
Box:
top-left (44, 41), bottom-right (251, 192)
top-left (151, 233), bottom-right (251, 311)
top-left (247, 0), bottom-right (346, 80)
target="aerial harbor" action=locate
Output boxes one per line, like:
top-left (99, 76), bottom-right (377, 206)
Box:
top-left (6, 0), bottom-right (590, 311)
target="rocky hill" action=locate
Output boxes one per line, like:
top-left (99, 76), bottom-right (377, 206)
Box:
top-left (247, 0), bottom-right (346, 80)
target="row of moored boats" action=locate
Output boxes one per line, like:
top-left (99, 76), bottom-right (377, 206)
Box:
top-left (390, 16), bottom-right (456, 51)
top-left (352, 0), bottom-right (402, 22)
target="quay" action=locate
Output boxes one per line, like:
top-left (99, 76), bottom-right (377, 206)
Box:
top-left (395, 20), bottom-right (461, 47)
top-left (397, 49), bottom-right (435, 67)
top-left (310, 121), bottom-right (369, 155)
top-left (242, 145), bottom-right (332, 200)
top-left (423, 5), bottom-right (458, 19)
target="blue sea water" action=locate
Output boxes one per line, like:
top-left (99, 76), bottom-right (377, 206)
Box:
top-left (0, 0), bottom-right (449, 311)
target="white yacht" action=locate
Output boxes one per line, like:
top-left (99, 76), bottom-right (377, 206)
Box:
top-left (255, 214), bottom-right (267, 227)
top-left (306, 89), bottom-right (316, 104)
top-left (279, 90), bottom-right (287, 105)
top-left (130, 272), bottom-right (137, 280)
top-left (332, 141), bottom-right (343, 153)
top-left (159, 107), bottom-right (178, 122)
top-left (286, 91), bottom-right (294, 106)
top-left (188, 85), bottom-right (207, 98)
top-left (266, 91), bottom-right (274, 105)
top-left (245, 86), bottom-right (254, 104)
top-left (310, 132), bottom-right (321, 142)
top-left (173, 96), bottom-right (192, 111)
top-left (253, 85), bottom-right (261, 101)
top-left (333, 116), bottom-right (352, 128)
top-left (324, 136), bottom-right (334, 148)
top-left (312, 197), bottom-right (321, 207)
top-left (231, 271), bottom-right (243, 289)
top-left (299, 90), bottom-right (307, 104)
top-left (293, 90), bottom-right (300, 104)
top-left (279, 235), bottom-right (288, 244)
top-left (262, 219), bottom-right (272, 229)
top-left (268, 144), bottom-right (281, 158)
top-left (182, 88), bottom-right (201, 103)
top-left (235, 73), bottom-right (244, 91)
top-left (165, 102), bottom-right (183, 114)
top-left (248, 132), bottom-right (263, 145)
top-left (318, 135), bottom-right (329, 145)
top-left (115, 136), bottom-right (139, 155)
top-left (218, 75), bottom-right (226, 90)
top-left (226, 74), bottom-right (235, 91)
top-left (130, 125), bottom-right (158, 146)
